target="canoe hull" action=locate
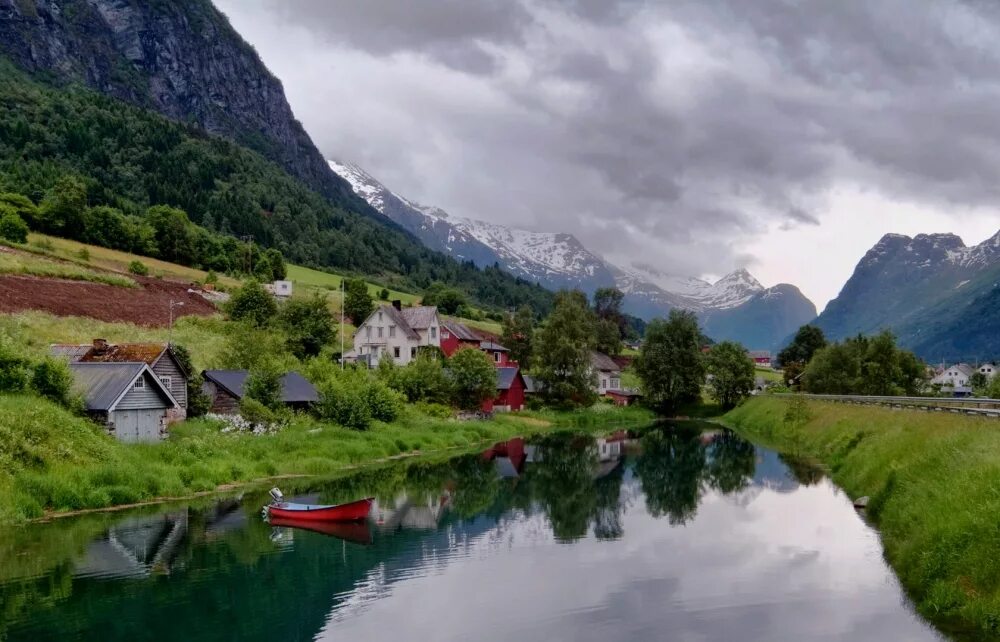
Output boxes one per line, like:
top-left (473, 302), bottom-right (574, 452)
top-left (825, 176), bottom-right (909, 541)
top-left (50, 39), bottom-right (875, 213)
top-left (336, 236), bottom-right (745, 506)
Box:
top-left (267, 497), bottom-right (373, 522)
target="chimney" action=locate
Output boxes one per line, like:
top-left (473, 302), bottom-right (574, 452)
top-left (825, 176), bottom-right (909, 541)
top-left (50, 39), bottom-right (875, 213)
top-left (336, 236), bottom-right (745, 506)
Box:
top-left (93, 338), bottom-right (108, 353)
top-left (392, 300), bottom-right (402, 311)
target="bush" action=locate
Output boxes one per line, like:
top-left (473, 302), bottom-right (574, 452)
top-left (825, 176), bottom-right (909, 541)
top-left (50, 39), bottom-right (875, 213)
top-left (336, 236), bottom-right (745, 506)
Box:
top-left (413, 402), bottom-right (453, 419)
top-left (245, 360), bottom-right (284, 411)
top-left (227, 280), bottom-right (277, 327)
top-left (0, 337), bottom-right (30, 392)
top-left (238, 397), bottom-right (282, 428)
top-left (128, 260), bottom-right (149, 276)
top-left (0, 211), bottom-right (29, 244)
top-left (365, 382), bottom-right (404, 423)
top-left (279, 293), bottom-right (335, 358)
top-left (76, 247), bottom-right (90, 262)
top-left (30, 358), bottom-right (75, 406)
top-left (448, 347), bottom-right (498, 411)
top-left (316, 376), bottom-right (372, 430)
top-left (381, 352), bottom-right (450, 403)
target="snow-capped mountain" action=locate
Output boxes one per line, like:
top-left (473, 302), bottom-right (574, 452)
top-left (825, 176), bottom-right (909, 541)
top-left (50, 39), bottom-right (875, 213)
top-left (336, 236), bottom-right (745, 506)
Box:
top-left (814, 230), bottom-right (1000, 359)
top-left (329, 159), bottom-right (816, 349)
top-left (329, 160), bottom-right (615, 292)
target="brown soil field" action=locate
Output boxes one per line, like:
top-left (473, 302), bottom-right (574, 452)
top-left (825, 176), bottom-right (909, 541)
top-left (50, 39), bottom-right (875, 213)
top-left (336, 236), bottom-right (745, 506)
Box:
top-left (0, 274), bottom-right (218, 325)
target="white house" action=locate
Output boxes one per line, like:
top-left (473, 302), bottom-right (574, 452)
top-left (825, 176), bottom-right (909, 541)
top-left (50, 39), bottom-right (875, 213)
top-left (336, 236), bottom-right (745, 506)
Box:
top-left (931, 363), bottom-right (974, 389)
top-left (590, 351), bottom-right (622, 395)
top-left (352, 302), bottom-right (441, 367)
top-left (264, 280), bottom-right (293, 298)
top-left (978, 363), bottom-right (998, 379)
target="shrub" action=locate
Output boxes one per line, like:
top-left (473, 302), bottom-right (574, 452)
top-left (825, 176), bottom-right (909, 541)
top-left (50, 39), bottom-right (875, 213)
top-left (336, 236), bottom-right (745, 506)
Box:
top-left (245, 360), bottom-right (284, 411)
top-left (76, 247), bottom-right (90, 262)
top-left (413, 402), bottom-right (453, 419)
top-left (127, 260), bottom-right (149, 276)
top-left (365, 382), bottom-right (404, 423)
top-left (0, 211), bottom-right (29, 244)
top-left (238, 397), bottom-right (282, 429)
top-left (227, 279), bottom-right (277, 327)
top-left (382, 352), bottom-right (450, 404)
top-left (204, 270), bottom-right (218, 285)
top-left (316, 377), bottom-right (372, 430)
top-left (0, 337), bottom-right (30, 392)
top-left (379, 287), bottom-right (390, 300)
top-left (30, 358), bottom-right (75, 406)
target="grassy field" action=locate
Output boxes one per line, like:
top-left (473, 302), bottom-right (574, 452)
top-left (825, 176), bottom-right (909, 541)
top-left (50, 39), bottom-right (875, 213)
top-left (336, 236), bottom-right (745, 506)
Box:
top-left (0, 393), bottom-right (653, 524)
top-left (0, 248), bottom-right (136, 287)
top-left (724, 396), bottom-right (1000, 638)
top-left (755, 367), bottom-right (783, 383)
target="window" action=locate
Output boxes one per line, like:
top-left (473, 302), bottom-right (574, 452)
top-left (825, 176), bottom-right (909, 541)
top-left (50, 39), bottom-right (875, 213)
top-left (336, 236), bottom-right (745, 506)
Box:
top-left (389, 325), bottom-right (396, 338)
top-left (430, 326), bottom-right (437, 339)
top-left (610, 378), bottom-right (620, 390)
top-left (494, 352), bottom-right (502, 363)
top-left (601, 379), bottom-right (607, 389)
top-left (159, 376), bottom-right (172, 390)
top-left (442, 331), bottom-right (450, 339)
top-left (378, 326), bottom-right (384, 339)
top-left (378, 311), bottom-right (383, 322)
top-left (394, 347), bottom-right (401, 359)
top-left (366, 326), bottom-right (372, 339)
top-left (134, 377), bottom-right (145, 389)
top-left (411, 347), bottom-right (417, 358)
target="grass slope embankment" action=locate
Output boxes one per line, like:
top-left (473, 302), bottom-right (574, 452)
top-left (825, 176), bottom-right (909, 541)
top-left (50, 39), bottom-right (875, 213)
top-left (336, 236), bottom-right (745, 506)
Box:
top-left (0, 393), bottom-right (652, 525)
top-left (724, 396), bottom-right (1000, 638)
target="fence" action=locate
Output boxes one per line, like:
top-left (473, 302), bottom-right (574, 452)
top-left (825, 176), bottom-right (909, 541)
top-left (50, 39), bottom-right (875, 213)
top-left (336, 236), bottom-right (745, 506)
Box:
top-left (771, 393), bottom-right (1000, 418)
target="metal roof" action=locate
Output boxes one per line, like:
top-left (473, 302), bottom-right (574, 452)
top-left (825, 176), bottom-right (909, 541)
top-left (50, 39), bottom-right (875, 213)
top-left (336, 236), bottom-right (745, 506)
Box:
top-left (480, 341), bottom-right (509, 352)
top-left (590, 351), bottom-right (621, 373)
top-left (202, 370), bottom-right (319, 404)
top-left (441, 319), bottom-right (481, 342)
top-left (50, 344), bottom-right (92, 360)
top-left (496, 367), bottom-right (522, 391)
top-left (523, 375), bottom-right (541, 393)
top-left (69, 363), bottom-right (177, 412)
top-left (399, 306), bottom-right (437, 330)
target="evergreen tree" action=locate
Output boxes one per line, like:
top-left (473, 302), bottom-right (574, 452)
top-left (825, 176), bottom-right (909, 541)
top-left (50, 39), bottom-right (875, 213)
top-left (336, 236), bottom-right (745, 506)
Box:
top-left (343, 278), bottom-right (374, 324)
top-left (706, 341), bottom-right (756, 409)
top-left (635, 310), bottom-right (706, 416)
top-left (501, 305), bottom-right (535, 369)
top-left (535, 290), bottom-right (597, 408)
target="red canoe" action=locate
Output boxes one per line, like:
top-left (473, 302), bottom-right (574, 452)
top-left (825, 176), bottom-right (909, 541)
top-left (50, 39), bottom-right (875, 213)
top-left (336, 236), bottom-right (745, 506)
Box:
top-left (266, 497), bottom-right (374, 522)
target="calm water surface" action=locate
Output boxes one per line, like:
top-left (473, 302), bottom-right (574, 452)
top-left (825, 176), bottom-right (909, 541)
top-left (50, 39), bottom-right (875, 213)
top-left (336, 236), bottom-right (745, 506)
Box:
top-left (0, 424), bottom-right (947, 641)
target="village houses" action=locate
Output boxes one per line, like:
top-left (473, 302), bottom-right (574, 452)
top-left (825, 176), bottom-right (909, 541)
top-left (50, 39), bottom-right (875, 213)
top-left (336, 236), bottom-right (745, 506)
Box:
top-left (350, 301), bottom-right (441, 367)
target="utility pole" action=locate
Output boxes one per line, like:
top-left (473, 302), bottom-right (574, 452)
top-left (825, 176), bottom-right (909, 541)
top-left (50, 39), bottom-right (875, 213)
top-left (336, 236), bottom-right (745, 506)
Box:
top-left (168, 300), bottom-right (184, 345)
top-left (341, 278), bottom-right (346, 370)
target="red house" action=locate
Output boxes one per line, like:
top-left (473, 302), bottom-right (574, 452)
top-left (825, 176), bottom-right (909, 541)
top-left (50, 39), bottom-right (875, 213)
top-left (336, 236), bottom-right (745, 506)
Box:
top-left (440, 319), bottom-right (483, 357)
top-left (490, 366), bottom-right (527, 412)
top-left (479, 340), bottom-right (511, 366)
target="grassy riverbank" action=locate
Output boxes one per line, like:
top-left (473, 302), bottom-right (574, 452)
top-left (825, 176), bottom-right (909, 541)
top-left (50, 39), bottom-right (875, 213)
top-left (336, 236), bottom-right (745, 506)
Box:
top-left (0, 393), bottom-right (652, 524)
top-left (724, 396), bottom-right (1000, 638)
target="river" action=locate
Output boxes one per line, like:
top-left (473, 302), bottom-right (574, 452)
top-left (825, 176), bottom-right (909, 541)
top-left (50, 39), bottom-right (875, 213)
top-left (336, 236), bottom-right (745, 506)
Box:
top-left (0, 424), bottom-right (947, 641)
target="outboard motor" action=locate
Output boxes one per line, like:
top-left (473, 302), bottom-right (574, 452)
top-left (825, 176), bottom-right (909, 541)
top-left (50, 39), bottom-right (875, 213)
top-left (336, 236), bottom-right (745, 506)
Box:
top-left (269, 487), bottom-right (284, 504)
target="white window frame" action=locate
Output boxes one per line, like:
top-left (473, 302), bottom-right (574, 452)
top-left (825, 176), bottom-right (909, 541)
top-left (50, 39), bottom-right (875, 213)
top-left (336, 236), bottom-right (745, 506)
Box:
top-left (159, 376), bottom-right (172, 390)
top-left (394, 346), bottom-right (401, 359)
top-left (134, 377), bottom-right (145, 389)
top-left (430, 326), bottom-right (437, 339)
top-left (378, 326), bottom-right (384, 339)
top-left (495, 352), bottom-right (502, 363)
top-left (389, 325), bottom-right (396, 338)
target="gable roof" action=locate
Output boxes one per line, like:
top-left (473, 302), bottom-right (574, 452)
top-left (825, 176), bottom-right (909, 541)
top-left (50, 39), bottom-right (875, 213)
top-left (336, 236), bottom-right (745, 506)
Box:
top-left (52, 342), bottom-right (188, 377)
top-left (202, 370), bottom-right (319, 404)
top-left (400, 306), bottom-right (438, 330)
top-left (523, 374), bottom-right (541, 393)
top-left (356, 305), bottom-right (421, 340)
top-left (590, 351), bottom-right (621, 373)
top-left (441, 319), bottom-right (481, 342)
top-left (480, 340), bottom-right (509, 352)
top-left (69, 362), bottom-right (178, 412)
top-left (496, 366), bottom-right (524, 391)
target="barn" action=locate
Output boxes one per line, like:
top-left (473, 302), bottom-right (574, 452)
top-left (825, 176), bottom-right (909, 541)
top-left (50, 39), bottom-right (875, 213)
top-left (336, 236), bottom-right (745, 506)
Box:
top-left (69, 362), bottom-right (179, 443)
top-left (491, 366), bottom-right (527, 412)
top-left (201, 370), bottom-right (319, 414)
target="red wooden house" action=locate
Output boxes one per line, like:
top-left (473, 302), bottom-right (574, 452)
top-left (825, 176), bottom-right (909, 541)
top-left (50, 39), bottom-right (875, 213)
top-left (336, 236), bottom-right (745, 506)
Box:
top-left (440, 319), bottom-right (483, 357)
top-left (482, 366), bottom-right (527, 412)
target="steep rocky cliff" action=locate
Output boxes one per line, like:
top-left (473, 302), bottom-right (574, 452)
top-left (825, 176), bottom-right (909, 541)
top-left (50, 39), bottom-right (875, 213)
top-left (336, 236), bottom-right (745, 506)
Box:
top-left (0, 0), bottom-right (364, 213)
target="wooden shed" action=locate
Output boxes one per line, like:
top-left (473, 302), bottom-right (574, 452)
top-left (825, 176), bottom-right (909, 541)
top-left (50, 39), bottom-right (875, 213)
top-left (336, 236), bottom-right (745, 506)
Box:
top-left (69, 362), bottom-right (179, 443)
top-left (201, 370), bottom-right (319, 414)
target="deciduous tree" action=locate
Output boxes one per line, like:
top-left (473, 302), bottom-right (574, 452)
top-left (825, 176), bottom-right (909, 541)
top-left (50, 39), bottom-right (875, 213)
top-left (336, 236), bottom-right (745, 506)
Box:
top-left (706, 341), bottom-right (755, 408)
top-left (535, 290), bottom-right (597, 408)
top-left (501, 305), bottom-right (535, 368)
top-left (280, 294), bottom-right (336, 359)
top-left (635, 310), bottom-right (705, 416)
top-left (448, 347), bottom-right (498, 411)
top-left (343, 278), bottom-right (374, 325)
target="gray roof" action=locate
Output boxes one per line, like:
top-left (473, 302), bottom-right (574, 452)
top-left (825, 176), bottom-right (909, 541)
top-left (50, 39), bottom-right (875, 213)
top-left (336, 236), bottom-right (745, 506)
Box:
top-left (480, 341), bottom-right (509, 352)
top-left (496, 367), bottom-right (523, 391)
top-left (51, 344), bottom-right (92, 360)
top-left (590, 351), bottom-right (621, 373)
top-left (69, 362), bottom-right (177, 411)
top-left (749, 350), bottom-right (772, 359)
top-left (202, 370), bottom-right (319, 404)
top-left (442, 319), bottom-right (481, 341)
top-left (523, 374), bottom-right (539, 394)
top-left (400, 306), bottom-right (438, 330)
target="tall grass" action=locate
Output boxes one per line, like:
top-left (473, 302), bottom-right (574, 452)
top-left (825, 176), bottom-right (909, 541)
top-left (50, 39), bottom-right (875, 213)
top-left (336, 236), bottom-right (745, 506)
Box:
top-left (0, 250), bottom-right (136, 287)
top-left (724, 396), bottom-right (1000, 638)
top-left (0, 393), bottom-right (653, 524)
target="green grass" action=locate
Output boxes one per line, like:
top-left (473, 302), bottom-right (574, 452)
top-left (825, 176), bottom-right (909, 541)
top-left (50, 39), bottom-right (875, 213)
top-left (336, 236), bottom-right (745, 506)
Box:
top-left (755, 367), bottom-right (783, 383)
top-left (0, 311), bottom-right (229, 372)
top-left (724, 396), bottom-right (1000, 638)
top-left (0, 248), bottom-right (136, 287)
top-left (0, 393), bottom-right (653, 525)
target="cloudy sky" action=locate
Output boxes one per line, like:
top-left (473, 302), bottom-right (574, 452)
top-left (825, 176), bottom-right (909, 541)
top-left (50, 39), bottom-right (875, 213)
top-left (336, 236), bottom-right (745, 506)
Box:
top-left (216, 0), bottom-right (1000, 309)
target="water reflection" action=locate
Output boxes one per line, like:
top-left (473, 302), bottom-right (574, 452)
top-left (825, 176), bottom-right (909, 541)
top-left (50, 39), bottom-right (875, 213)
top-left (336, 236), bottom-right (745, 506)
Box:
top-left (0, 425), bottom-right (947, 642)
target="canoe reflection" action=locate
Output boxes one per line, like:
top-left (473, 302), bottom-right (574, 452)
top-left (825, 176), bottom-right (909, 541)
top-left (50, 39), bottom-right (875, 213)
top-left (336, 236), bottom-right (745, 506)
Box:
top-left (268, 517), bottom-right (373, 545)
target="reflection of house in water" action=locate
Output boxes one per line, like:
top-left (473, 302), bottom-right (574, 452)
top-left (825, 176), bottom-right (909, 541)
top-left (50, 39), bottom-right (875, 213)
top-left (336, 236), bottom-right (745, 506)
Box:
top-left (372, 492), bottom-right (452, 532)
top-left (75, 511), bottom-right (188, 579)
top-left (482, 438), bottom-right (528, 478)
top-left (593, 433), bottom-right (627, 479)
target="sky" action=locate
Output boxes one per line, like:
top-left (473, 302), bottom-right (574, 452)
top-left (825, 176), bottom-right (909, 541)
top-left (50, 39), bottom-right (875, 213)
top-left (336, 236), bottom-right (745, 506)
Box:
top-left (215, 0), bottom-right (1000, 310)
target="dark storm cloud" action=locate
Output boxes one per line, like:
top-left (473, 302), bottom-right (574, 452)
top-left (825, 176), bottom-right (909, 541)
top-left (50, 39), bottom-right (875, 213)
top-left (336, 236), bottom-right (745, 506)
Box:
top-left (234, 0), bottom-right (1000, 276)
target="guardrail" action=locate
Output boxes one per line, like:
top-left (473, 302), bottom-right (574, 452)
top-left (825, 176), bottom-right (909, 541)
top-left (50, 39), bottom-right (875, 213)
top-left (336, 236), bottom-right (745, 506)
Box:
top-left (771, 393), bottom-right (1000, 418)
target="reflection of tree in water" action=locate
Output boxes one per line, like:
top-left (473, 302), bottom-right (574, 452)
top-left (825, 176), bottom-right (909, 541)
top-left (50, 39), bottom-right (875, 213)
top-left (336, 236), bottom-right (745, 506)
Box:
top-left (529, 434), bottom-right (599, 541)
top-left (704, 431), bottom-right (756, 494)
top-left (779, 454), bottom-right (825, 486)
top-left (591, 462), bottom-right (626, 540)
top-left (634, 429), bottom-right (707, 525)
top-left (449, 456), bottom-right (503, 519)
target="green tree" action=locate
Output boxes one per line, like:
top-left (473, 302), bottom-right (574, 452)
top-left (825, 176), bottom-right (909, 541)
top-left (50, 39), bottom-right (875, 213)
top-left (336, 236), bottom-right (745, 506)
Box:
top-left (227, 280), bottom-right (277, 327)
top-left (0, 192), bottom-right (39, 227)
top-left (635, 310), bottom-right (706, 416)
top-left (448, 347), bottom-right (498, 410)
top-left (380, 352), bottom-right (451, 404)
top-left (988, 374), bottom-right (1000, 399)
top-left (343, 278), bottom-right (374, 324)
top-left (594, 318), bottom-right (623, 357)
top-left (30, 358), bottom-right (75, 407)
top-left (706, 341), bottom-right (756, 408)
top-left (804, 331), bottom-right (925, 395)
top-left (279, 294), bottom-right (336, 359)
top-left (38, 176), bottom-right (87, 233)
top-left (424, 283), bottom-right (467, 315)
top-left (379, 287), bottom-right (390, 300)
top-left (262, 248), bottom-right (287, 280)
top-left (777, 324), bottom-right (827, 367)
top-left (245, 360), bottom-right (284, 411)
top-left (146, 205), bottom-right (196, 264)
top-left (0, 210), bottom-right (29, 243)
top-left (169, 344), bottom-right (211, 418)
top-left (970, 371), bottom-right (990, 395)
top-left (535, 290), bottom-right (597, 408)
top-left (501, 305), bottom-right (535, 368)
